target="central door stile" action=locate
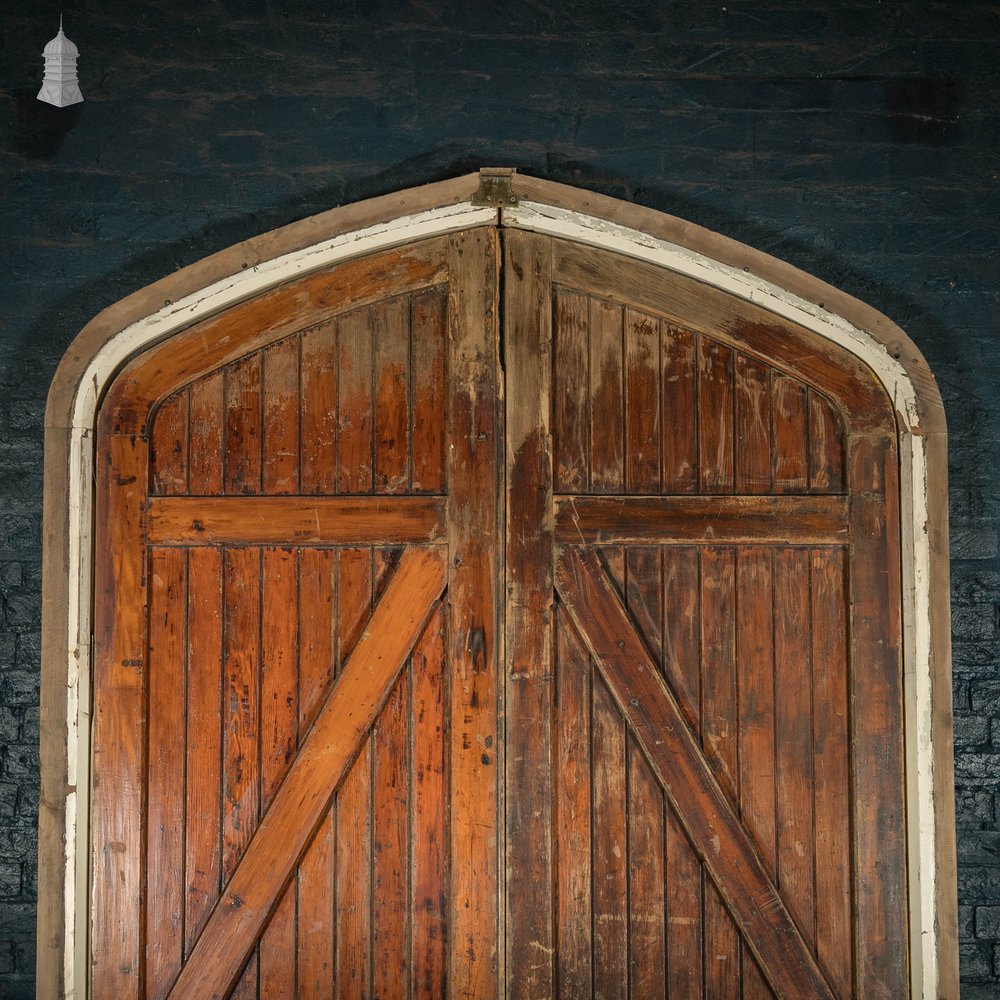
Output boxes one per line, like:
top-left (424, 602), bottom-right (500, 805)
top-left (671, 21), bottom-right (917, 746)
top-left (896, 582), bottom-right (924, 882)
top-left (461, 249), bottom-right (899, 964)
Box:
top-left (503, 230), bottom-right (556, 995)
top-left (446, 227), bottom-right (504, 998)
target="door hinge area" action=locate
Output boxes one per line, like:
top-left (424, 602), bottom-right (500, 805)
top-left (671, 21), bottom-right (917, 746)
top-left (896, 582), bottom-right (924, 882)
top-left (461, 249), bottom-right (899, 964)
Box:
top-left (471, 167), bottom-right (519, 208)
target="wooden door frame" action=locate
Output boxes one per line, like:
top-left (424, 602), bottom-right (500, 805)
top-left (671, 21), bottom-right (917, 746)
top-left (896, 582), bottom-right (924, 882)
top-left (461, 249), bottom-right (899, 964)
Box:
top-left (39, 168), bottom-right (957, 999)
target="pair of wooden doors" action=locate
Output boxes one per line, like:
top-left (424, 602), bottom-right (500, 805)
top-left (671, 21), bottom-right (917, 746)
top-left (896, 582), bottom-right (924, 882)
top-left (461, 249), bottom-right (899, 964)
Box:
top-left (92, 224), bottom-right (907, 998)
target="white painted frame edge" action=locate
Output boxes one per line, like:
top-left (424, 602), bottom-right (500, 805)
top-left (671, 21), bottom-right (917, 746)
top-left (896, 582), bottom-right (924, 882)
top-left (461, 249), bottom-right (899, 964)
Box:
top-left (42, 188), bottom-right (949, 1000)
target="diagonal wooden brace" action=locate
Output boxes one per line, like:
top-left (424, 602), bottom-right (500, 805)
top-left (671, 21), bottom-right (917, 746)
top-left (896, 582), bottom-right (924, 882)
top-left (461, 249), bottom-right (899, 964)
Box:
top-left (167, 546), bottom-right (447, 1000)
top-left (554, 545), bottom-right (835, 1000)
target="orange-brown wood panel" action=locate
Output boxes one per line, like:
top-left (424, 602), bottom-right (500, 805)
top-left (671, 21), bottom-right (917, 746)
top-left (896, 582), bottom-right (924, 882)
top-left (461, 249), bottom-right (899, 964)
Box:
top-left (184, 547), bottom-right (224, 956)
top-left (146, 548), bottom-right (187, 1000)
top-left (372, 671), bottom-right (411, 998)
top-left (338, 307), bottom-right (374, 495)
top-left (554, 602), bottom-right (593, 999)
top-left (704, 880), bottom-right (741, 999)
top-left (299, 320), bottom-right (338, 495)
top-left (224, 355), bottom-right (262, 496)
top-left (807, 390), bottom-right (845, 494)
top-left (410, 288), bottom-right (448, 494)
top-left (150, 390), bottom-right (189, 495)
top-left (504, 229), bottom-right (555, 994)
top-left (296, 813), bottom-right (335, 997)
top-left (374, 296), bottom-right (411, 495)
top-left (446, 227), bottom-right (501, 999)
top-left (188, 371), bottom-right (224, 495)
top-left (410, 604), bottom-right (447, 998)
top-left (261, 337), bottom-right (300, 495)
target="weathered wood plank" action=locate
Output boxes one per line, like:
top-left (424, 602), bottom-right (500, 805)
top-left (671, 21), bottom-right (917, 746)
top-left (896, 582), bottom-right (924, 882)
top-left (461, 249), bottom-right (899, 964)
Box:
top-left (150, 390), bottom-right (189, 495)
top-left (410, 604), bottom-right (447, 998)
top-left (146, 547), bottom-right (187, 1000)
top-left (188, 371), bottom-right (224, 495)
top-left (555, 495), bottom-right (848, 545)
top-left (772, 374), bottom-right (809, 494)
top-left (299, 320), bottom-right (338, 494)
top-left (148, 495), bottom-right (445, 545)
top-left (224, 354), bottom-right (262, 496)
top-left (504, 228), bottom-right (555, 995)
top-left (808, 390), bottom-right (844, 494)
top-left (554, 603), bottom-right (592, 999)
top-left (590, 297), bottom-right (625, 492)
top-left (625, 307), bottom-right (661, 493)
top-left (666, 810), bottom-right (703, 997)
top-left (663, 546), bottom-right (701, 733)
top-left (374, 296), bottom-right (411, 495)
top-left (554, 546), bottom-right (835, 1000)
top-left (661, 323), bottom-right (698, 493)
top-left (735, 354), bottom-right (771, 494)
top-left (410, 288), bottom-right (448, 494)
top-left (166, 547), bottom-right (446, 1000)
top-left (338, 307), bottom-right (374, 494)
top-left (553, 290), bottom-right (590, 493)
top-left (262, 336), bottom-right (300, 495)
top-left (698, 337), bottom-right (735, 493)
top-left (704, 880), bottom-right (741, 999)
top-left (446, 227), bottom-right (501, 1000)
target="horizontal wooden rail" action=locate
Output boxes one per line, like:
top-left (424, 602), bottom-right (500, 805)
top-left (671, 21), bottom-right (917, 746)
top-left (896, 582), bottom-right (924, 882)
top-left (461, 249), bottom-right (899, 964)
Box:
top-left (554, 494), bottom-right (848, 545)
top-left (147, 495), bottom-right (445, 545)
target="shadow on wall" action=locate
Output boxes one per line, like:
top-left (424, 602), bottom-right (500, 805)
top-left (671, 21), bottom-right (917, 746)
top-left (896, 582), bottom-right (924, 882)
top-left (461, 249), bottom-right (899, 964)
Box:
top-left (11, 87), bottom-right (83, 159)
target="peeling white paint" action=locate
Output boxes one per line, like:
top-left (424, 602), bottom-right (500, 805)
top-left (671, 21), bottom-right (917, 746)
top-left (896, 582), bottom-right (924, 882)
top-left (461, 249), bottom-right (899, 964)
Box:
top-left (51, 193), bottom-right (942, 1000)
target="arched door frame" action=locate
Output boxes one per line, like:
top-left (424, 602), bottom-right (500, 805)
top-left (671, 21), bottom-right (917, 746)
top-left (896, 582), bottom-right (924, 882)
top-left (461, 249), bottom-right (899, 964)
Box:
top-left (39, 169), bottom-right (957, 998)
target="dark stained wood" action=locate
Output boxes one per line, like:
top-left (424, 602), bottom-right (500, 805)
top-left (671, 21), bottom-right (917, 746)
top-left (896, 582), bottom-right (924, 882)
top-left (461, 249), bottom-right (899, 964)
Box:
top-left (666, 810), bottom-right (703, 997)
top-left (145, 548), bottom-right (187, 1000)
top-left (627, 736), bottom-right (665, 1000)
top-left (772, 374), bottom-right (809, 494)
top-left (554, 546), bottom-right (836, 1000)
top-left (555, 494), bottom-right (848, 545)
top-left (150, 391), bottom-right (188, 495)
top-left (590, 297), bottom-right (625, 492)
top-left (445, 227), bottom-right (501, 999)
top-left (735, 354), bottom-right (771, 494)
top-left (554, 603), bottom-right (592, 999)
top-left (410, 604), bottom-right (447, 998)
top-left (811, 548), bottom-right (853, 998)
top-left (701, 547), bottom-right (738, 805)
top-left (625, 547), bottom-right (663, 668)
top-left (663, 546), bottom-right (701, 733)
top-left (147, 495), bottom-right (445, 545)
top-left (504, 229), bottom-right (555, 994)
top-left (553, 290), bottom-right (590, 493)
top-left (704, 880), bottom-right (741, 999)
top-left (661, 323), bottom-right (698, 493)
top-left (698, 337), bottom-right (735, 493)
top-left (773, 547), bottom-right (816, 948)
top-left (591, 672), bottom-right (628, 1000)
top-left (166, 547), bottom-right (446, 1000)
top-left (808, 390), bottom-right (845, 494)
top-left (410, 288), bottom-right (448, 494)
top-left (262, 336), bottom-right (300, 495)
top-left (625, 307), bottom-right (661, 493)
top-left (736, 548), bottom-right (777, 878)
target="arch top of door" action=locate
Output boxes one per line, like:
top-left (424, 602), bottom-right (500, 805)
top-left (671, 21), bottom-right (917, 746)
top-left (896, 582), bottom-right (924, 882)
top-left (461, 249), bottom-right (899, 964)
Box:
top-left (39, 167), bottom-right (957, 1000)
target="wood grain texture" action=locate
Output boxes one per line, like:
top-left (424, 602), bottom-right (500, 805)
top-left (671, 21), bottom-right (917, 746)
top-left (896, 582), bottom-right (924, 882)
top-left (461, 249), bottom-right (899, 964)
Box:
top-left (503, 229), bottom-right (555, 995)
top-left (166, 547), bottom-right (446, 1000)
top-left (554, 546), bottom-right (835, 1000)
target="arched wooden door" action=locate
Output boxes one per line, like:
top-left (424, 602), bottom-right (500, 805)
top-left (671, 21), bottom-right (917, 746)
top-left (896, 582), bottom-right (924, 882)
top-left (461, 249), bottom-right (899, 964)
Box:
top-left (91, 222), bottom-right (907, 998)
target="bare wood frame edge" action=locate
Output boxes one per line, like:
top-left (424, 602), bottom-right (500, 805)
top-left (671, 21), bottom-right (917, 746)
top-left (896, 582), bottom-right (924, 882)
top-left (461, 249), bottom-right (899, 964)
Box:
top-left (39, 168), bottom-right (956, 999)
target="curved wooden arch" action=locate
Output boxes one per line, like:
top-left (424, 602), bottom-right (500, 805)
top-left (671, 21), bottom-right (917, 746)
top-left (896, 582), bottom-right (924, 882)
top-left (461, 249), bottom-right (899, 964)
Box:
top-left (40, 169), bottom-right (957, 998)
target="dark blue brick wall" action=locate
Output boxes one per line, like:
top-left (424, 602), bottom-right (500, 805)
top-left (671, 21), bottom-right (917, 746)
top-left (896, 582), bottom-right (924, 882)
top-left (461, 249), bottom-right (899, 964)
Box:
top-left (2, 1), bottom-right (998, 995)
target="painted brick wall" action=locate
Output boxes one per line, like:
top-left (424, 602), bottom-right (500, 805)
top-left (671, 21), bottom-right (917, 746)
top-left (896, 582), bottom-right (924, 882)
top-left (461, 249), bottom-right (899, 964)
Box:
top-left (1, 1), bottom-right (998, 995)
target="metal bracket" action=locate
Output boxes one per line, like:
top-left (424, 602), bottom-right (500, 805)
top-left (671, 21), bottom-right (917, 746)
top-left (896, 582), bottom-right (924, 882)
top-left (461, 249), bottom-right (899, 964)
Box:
top-left (471, 167), bottom-right (518, 207)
